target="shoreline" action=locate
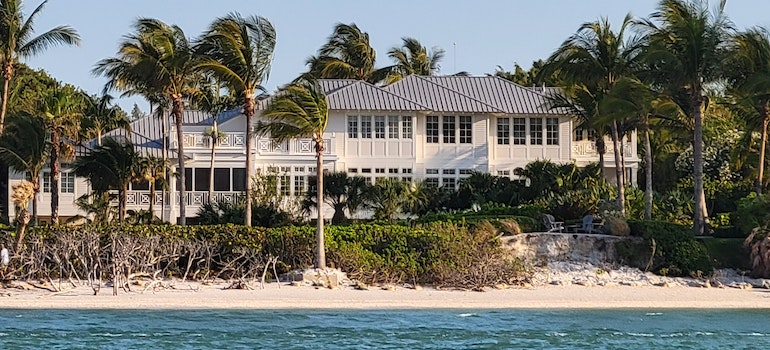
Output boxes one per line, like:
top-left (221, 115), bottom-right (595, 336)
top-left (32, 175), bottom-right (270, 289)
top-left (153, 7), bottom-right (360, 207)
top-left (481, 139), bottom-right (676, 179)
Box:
top-left (2, 281), bottom-right (770, 310)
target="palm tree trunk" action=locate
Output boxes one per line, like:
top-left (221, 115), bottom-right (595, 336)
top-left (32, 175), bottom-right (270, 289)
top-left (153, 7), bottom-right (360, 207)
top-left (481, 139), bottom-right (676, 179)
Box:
top-left (31, 180), bottom-right (39, 225)
top-left (208, 137), bottom-right (216, 204)
top-left (757, 109), bottom-right (769, 195)
top-left (0, 63), bottom-right (13, 134)
top-left (316, 145), bottom-right (325, 269)
top-left (161, 109), bottom-right (167, 223)
top-left (172, 97), bottom-right (186, 225)
top-left (14, 208), bottom-right (30, 253)
top-left (596, 137), bottom-right (606, 179)
top-left (644, 118), bottom-right (653, 220)
top-left (50, 131), bottom-right (60, 225)
top-left (148, 172), bottom-right (156, 216)
top-left (244, 95), bottom-right (255, 227)
top-left (620, 133), bottom-right (627, 188)
top-left (611, 121), bottom-right (625, 216)
top-left (118, 187), bottom-right (126, 222)
top-left (693, 96), bottom-right (707, 236)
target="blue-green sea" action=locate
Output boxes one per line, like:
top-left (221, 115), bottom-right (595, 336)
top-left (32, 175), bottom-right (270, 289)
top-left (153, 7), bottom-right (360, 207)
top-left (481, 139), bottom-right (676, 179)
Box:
top-left (1, 309), bottom-right (769, 349)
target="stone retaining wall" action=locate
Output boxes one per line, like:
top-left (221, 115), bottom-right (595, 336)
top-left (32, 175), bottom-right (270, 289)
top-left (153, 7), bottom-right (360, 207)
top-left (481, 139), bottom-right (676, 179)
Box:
top-left (501, 233), bottom-right (644, 264)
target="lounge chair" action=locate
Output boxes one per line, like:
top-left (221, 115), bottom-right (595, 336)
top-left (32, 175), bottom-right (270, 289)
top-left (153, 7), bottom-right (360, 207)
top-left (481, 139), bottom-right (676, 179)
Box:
top-left (543, 214), bottom-right (564, 233)
top-left (579, 214), bottom-right (604, 234)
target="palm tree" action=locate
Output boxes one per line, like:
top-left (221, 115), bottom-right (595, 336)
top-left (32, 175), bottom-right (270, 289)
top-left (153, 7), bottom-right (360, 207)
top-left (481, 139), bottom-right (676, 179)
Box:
top-left (73, 137), bottom-right (141, 223)
top-left (40, 85), bottom-right (82, 225)
top-left (727, 27), bottom-right (770, 195)
top-left (0, 0), bottom-right (80, 133)
top-left (136, 155), bottom-right (167, 217)
top-left (0, 114), bottom-right (46, 223)
top-left (202, 120), bottom-right (225, 204)
top-left (94, 18), bottom-right (204, 225)
top-left (257, 78), bottom-right (329, 268)
top-left (80, 93), bottom-right (130, 146)
top-left (542, 14), bottom-right (640, 216)
top-left (304, 23), bottom-right (389, 83)
top-left (10, 180), bottom-right (33, 251)
top-left (637, 0), bottom-right (733, 235)
top-left (197, 13), bottom-right (276, 227)
top-left (365, 178), bottom-right (410, 221)
top-left (384, 37), bottom-right (444, 84)
top-left (302, 171), bottom-right (368, 224)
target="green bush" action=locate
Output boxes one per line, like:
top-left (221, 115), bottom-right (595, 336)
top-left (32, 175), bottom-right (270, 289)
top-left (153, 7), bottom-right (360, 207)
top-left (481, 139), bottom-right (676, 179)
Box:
top-left (627, 220), bottom-right (713, 276)
top-left (734, 193), bottom-right (770, 236)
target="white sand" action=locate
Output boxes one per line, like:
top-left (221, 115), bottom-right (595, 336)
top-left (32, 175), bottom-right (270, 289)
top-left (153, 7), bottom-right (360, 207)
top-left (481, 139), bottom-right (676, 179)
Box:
top-left (3, 264), bottom-right (770, 310)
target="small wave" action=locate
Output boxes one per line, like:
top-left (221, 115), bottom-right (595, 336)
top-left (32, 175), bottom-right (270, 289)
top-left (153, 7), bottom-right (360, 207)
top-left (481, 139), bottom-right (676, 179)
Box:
top-left (546, 332), bottom-right (568, 337)
top-left (740, 332), bottom-right (769, 337)
top-left (645, 312), bottom-right (663, 316)
top-left (627, 332), bottom-right (655, 337)
top-left (661, 333), bottom-right (684, 338)
top-left (96, 333), bottom-right (124, 338)
top-left (693, 332), bottom-right (714, 336)
top-left (458, 313), bottom-right (475, 318)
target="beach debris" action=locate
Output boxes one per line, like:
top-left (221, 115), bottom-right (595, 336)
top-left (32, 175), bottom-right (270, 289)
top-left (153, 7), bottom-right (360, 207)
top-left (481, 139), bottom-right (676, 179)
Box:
top-left (354, 281), bottom-right (369, 290)
top-left (224, 279), bottom-right (253, 290)
top-left (494, 283), bottom-right (509, 290)
top-left (381, 285), bottom-right (396, 291)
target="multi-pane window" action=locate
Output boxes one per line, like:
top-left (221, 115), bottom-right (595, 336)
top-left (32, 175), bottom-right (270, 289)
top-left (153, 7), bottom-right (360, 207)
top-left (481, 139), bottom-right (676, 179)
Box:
top-left (426, 168), bottom-right (439, 175)
top-left (425, 178), bottom-right (440, 188)
top-left (294, 176), bottom-right (305, 196)
top-left (375, 168), bottom-right (385, 174)
top-left (442, 169), bottom-right (456, 175)
top-left (388, 116), bottom-right (399, 139)
top-left (61, 172), bottom-right (75, 193)
top-left (402, 168), bottom-right (413, 174)
top-left (279, 175), bottom-right (291, 196)
top-left (42, 171), bottom-right (75, 193)
top-left (361, 116), bottom-right (372, 138)
top-left (497, 118), bottom-right (510, 145)
top-left (388, 168), bottom-right (399, 174)
top-left (442, 116), bottom-right (456, 143)
top-left (546, 118), bottom-right (559, 145)
top-left (497, 170), bottom-right (511, 177)
top-left (347, 116), bottom-right (358, 138)
top-left (442, 177), bottom-right (456, 190)
top-left (530, 117), bottom-right (543, 145)
top-left (459, 116), bottom-right (472, 144)
top-left (348, 168), bottom-right (358, 173)
top-left (587, 129), bottom-right (597, 142)
top-left (402, 116), bottom-right (413, 139)
top-left (574, 126), bottom-right (584, 141)
top-left (513, 118), bottom-right (526, 145)
top-left (426, 116), bottom-right (439, 143)
top-left (459, 169), bottom-right (474, 175)
top-left (375, 116), bottom-right (385, 139)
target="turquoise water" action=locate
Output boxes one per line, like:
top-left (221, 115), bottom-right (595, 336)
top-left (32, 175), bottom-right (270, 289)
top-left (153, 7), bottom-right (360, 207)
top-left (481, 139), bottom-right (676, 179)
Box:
top-left (1, 309), bottom-right (769, 349)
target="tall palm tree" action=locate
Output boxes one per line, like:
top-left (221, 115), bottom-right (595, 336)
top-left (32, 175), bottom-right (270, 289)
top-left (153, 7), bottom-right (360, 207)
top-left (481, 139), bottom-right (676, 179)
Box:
top-left (73, 137), bottom-right (141, 223)
top-left (40, 85), bottom-right (82, 224)
top-left (728, 27), bottom-right (770, 195)
top-left (305, 23), bottom-right (389, 83)
top-left (257, 78), bottom-right (329, 268)
top-left (202, 120), bottom-right (225, 204)
top-left (197, 13), bottom-right (276, 227)
top-left (637, 0), bottom-right (733, 235)
top-left (94, 18), bottom-right (204, 225)
top-left (542, 14), bottom-right (640, 216)
top-left (0, 0), bottom-right (80, 133)
top-left (384, 37), bottom-right (445, 84)
top-left (0, 114), bottom-right (46, 223)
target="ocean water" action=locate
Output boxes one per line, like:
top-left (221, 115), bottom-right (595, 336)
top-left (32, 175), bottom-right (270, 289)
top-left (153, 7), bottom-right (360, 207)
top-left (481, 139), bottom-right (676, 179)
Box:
top-left (0, 309), bottom-right (769, 349)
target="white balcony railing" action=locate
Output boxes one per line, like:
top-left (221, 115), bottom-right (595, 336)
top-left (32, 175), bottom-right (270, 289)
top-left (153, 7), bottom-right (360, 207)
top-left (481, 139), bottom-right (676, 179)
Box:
top-left (125, 191), bottom-right (244, 207)
top-left (572, 140), bottom-right (633, 158)
top-left (173, 133), bottom-right (332, 156)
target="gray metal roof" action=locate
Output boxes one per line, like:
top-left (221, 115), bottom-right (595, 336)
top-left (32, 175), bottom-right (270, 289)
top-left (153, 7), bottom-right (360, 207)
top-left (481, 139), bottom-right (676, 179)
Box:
top-left (422, 76), bottom-right (567, 115)
top-left (325, 80), bottom-right (430, 111)
top-left (383, 75), bottom-right (504, 114)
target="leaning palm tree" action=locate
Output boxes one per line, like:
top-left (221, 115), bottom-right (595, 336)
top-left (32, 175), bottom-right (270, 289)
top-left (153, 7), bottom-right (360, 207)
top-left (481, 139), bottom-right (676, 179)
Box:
top-left (197, 13), bottom-right (276, 227)
top-left (637, 0), bottom-right (733, 235)
top-left (542, 14), bottom-right (640, 216)
top-left (304, 23), bottom-right (389, 83)
top-left (202, 120), bottom-right (225, 204)
top-left (256, 78), bottom-right (329, 268)
top-left (94, 18), bottom-right (204, 225)
top-left (384, 37), bottom-right (445, 84)
top-left (0, 0), bottom-right (80, 133)
top-left (0, 114), bottom-right (46, 223)
top-left (40, 85), bottom-right (82, 225)
top-left (136, 155), bottom-right (167, 217)
top-left (73, 137), bottom-right (141, 223)
top-left (727, 27), bottom-right (770, 195)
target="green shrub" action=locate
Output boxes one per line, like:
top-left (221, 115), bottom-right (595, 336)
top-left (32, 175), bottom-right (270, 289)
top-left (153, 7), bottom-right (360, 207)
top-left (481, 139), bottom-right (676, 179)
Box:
top-left (626, 220), bottom-right (713, 276)
top-left (734, 193), bottom-right (770, 236)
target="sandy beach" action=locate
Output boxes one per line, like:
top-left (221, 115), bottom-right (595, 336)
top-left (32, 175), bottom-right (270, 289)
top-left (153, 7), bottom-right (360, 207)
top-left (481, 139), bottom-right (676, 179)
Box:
top-left (3, 263), bottom-right (770, 310)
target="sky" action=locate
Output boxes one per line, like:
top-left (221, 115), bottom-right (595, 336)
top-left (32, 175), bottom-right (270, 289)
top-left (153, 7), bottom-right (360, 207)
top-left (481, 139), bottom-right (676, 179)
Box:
top-left (23, 0), bottom-right (770, 113)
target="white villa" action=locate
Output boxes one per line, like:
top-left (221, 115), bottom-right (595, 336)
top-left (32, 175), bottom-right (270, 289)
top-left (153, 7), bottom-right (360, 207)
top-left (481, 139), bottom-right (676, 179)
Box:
top-left (7, 75), bottom-right (639, 223)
